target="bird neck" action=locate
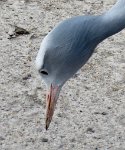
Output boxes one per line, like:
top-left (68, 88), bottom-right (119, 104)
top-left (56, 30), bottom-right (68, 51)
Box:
top-left (100, 0), bottom-right (125, 39)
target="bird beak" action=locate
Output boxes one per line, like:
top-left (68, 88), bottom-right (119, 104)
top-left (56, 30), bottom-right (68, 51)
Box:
top-left (45, 84), bottom-right (60, 130)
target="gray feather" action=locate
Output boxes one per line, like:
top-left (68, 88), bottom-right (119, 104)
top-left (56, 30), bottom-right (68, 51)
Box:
top-left (36, 0), bottom-right (125, 86)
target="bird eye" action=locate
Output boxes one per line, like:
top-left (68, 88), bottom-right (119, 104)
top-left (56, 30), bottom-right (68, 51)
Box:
top-left (39, 69), bottom-right (48, 75)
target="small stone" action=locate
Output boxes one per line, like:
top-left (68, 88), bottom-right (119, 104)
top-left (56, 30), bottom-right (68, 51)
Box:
top-left (8, 29), bottom-right (14, 36)
top-left (107, 107), bottom-right (111, 109)
top-left (22, 74), bottom-right (31, 80)
top-left (60, 135), bottom-right (65, 138)
top-left (101, 112), bottom-right (107, 115)
top-left (73, 73), bottom-right (79, 78)
top-left (37, 86), bottom-right (42, 90)
top-left (57, 113), bottom-right (62, 117)
top-left (15, 26), bottom-right (30, 35)
top-left (94, 112), bottom-right (100, 114)
top-left (42, 138), bottom-right (48, 142)
top-left (86, 127), bottom-right (95, 133)
top-left (30, 34), bottom-right (37, 39)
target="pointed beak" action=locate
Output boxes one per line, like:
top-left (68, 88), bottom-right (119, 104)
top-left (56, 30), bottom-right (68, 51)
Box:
top-left (45, 84), bottom-right (61, 130)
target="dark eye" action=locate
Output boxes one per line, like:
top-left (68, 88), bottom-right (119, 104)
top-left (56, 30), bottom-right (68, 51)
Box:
top-left (39, 69), bottom-right (48, 75)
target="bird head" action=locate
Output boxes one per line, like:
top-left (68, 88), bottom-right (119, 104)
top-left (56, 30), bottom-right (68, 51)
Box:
top-left (36, 33), bottom-right (80, 130)
top-left (35, 18), bottom-right (95, 130)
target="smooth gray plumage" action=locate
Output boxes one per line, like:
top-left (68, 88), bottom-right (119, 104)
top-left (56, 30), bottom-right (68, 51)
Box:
top-left (36, 0), bottom-right (125, 129)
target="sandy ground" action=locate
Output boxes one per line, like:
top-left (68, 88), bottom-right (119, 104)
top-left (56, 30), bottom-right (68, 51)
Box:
top-left (0, 0), bottom-right (125, 149)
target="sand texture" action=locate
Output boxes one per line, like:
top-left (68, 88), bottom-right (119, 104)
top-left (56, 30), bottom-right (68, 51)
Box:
top-left (0, 0), bottom-right (125, 149)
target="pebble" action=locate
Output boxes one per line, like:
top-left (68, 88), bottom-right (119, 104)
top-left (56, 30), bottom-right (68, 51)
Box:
top-left (41, 138), bottom-right (48, 142)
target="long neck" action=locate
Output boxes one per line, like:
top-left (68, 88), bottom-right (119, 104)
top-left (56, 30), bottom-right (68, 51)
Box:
top-left (99, 0), bottom-right (125, 40)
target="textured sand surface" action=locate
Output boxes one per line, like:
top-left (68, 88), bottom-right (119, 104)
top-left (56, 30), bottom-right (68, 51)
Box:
top-left (0, 0), bottom-right (125, 149)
